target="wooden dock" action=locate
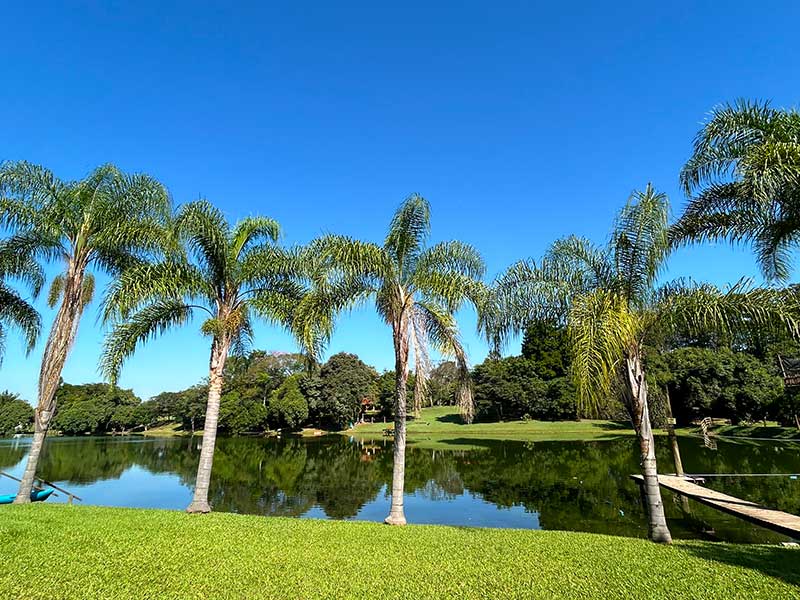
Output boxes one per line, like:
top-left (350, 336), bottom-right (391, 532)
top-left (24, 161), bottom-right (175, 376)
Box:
top-left (630, 474), bottom-right (800, 539)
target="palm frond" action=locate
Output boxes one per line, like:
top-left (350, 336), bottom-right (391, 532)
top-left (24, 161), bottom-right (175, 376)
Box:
top-left (0, 284), bottom-right (41, 361)
top-left (568, 289), bottom-right (640, 417)
top-left (100, 300), bottom-right (193, 383)
top-left (230, 216), bottom-right (280, 260)
top-left (612, 184), bottom-right (670, 303)
top-left (174, 200), bottom-right (230, 285)
top-left (384, 194), bottom-right (430, 274)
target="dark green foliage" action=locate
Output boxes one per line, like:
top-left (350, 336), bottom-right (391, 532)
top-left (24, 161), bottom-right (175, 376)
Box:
top-left (267, 376), bottom-right (309, 430)
top-left (472, 357), bottom-right (576, 421)
top-left (426, 361), bottom-right (459, 406)
top-left (0, 390), bottom-right (34, 435)
top-left (666, 347), bottom-right (783, 425)
top-left (317, 353), bottom-right (378, 429)
top-left (219, 391), bottom-right (268, 435)
top-left (375, 371), bottom-right (415, 418)
top-left (52, 383), bottom-right (141, 435)
top-left (521, 321), bottom-right (570, 378)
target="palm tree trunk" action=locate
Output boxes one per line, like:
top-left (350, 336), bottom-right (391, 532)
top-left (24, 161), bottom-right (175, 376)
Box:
top-left (385, 318), bottom-right (410, 526)
top-left (186, 336), bottom-right (230, 513)
top-left (15, 261), bottom-right (86, 503)
top-left (625, 354), bottom-right (672, 544)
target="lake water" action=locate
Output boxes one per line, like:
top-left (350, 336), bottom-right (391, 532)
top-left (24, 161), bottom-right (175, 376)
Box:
top-left (2, 433), bottom-right (799, 543)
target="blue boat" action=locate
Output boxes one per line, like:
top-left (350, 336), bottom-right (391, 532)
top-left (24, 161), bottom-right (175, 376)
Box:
top-left (0, 488), bottom-right (54, 505)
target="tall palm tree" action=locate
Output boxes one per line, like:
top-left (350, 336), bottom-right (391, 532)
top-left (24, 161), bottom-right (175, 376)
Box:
top-left (0, 242), bottom-right (43, 363)
top-left (674, 99), bottom-right (800, 280)
top-left (297, 194), bottom-right (485, 525)
top-left (483, 185), bottom-right (800, 543)
top-left (101, 200), bottom-right (308, 513)
top-left (0, 161), bottom-right (170, 502)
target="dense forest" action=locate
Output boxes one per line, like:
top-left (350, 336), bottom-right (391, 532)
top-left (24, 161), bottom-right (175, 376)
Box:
top-left (3, 317), bottom-right (799, 437)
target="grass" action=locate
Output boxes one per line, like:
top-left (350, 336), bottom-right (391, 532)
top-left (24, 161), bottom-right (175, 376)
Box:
top-left (346, 406), bottom-right (640, 443)
top-left (708, 423), bottom-right (800, 440)
top-left (1, 505), bottom-right (798, 599)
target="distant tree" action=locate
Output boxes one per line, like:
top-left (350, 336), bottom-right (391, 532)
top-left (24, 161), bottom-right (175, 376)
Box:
top-left (0, 391), bottom-right (34, 436)
top-left (667, 347), bottom-right (782, 425)
top-left (317, 353), bottom-right (377, 429)
top-left (175, 385), bottom-right (208, 435)
top-left (0, 161), bottom-right (170, 502)
top-left (218, 391), bottom-right (268, 435)
top-left (520, 320), bottom-right (570, 378)
top-left (267, 376), bottom-right (309, 430)
top-left (427, 361), bottom-right (459, 407)
top-left (52, 383), bottom-right (141, 435)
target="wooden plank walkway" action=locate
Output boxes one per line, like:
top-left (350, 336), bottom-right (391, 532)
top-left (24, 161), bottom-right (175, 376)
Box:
top-left (630, 474), bottom-right (800, 539)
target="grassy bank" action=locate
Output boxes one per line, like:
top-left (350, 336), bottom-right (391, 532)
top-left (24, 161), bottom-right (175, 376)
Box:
top-left (708, 423), bottom-right (800, 440)
top-left (1, 505), bottom-right (798, 599)
top-left (346, 406), bottom-right (639, 442)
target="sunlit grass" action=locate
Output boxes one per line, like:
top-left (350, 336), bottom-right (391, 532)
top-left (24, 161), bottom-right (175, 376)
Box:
top-left (1, 505), bottom-right (797, 599)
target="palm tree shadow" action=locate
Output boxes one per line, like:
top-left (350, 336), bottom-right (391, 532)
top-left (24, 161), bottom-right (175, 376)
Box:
top-left (680, 542), bottom-right (800, 588)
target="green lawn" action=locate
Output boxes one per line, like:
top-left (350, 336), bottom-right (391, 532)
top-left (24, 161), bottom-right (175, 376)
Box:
top-left (1, 505), bottom-right (798, 599)
top-left (346, 405), bottom-right (639, 442)
top-left (709, 423), bottom-right (800, 440)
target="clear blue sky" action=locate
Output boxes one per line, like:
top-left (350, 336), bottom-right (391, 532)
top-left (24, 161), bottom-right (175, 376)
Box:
top-left (2, 1), bottom-right (799, 402)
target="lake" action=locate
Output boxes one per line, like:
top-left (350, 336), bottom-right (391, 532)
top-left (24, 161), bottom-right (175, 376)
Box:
top-left (2, 433), bottom-right (799, 543)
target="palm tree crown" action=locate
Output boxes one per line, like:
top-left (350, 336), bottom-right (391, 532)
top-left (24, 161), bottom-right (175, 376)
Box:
top-left (101, 199), bottom-right (308, 513)
top-left (674, 99), bottom-right (800, 280)
top-left (300, 194), bottom-right (485, 421)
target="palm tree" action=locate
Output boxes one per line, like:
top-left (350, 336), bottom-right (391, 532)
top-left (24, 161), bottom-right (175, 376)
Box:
top-left (297, 194), bottom-right (485, 525)
top-left (674, 99), bottom-right (800, 280)
top-left (483, 185), bottom-right (800, 543)
top-left (0, 161), bottom-right (170, 503)
top-left (101, 200), bottom-right (308, 513)
top-left (0, 242), bottom-right (42, 364)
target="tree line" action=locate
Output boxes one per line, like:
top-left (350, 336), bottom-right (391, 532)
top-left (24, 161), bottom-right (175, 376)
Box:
top-left (2, 99), bottom-right (800, 542)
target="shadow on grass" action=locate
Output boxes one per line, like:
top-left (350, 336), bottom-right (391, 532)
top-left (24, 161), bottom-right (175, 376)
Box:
top-left (590, 421), bottom-right (631, 431)
top-left (681, 542), bottom-right (800, 588)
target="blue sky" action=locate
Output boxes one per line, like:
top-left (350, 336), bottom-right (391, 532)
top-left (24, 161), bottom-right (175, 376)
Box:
top-left (2, 1), bottom-right (799, 402)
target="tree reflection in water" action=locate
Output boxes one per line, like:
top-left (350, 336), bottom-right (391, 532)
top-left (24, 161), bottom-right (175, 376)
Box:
top-left (1, 433), bottom-right (798, 543)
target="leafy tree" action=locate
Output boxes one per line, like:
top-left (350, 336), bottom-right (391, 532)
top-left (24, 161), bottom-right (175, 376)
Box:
top-left (667, 347), bottom-right (782, 425)
top-left (267, 376), bottom-right (309, 430)
top-left (375, 371), bottom-right (415, 418)
top-left (298, 194), bottom-right (485, 525)
top-left (484, 185), bottom-right (800, 543)
top-left (674, 100), bottom-right (800, 280)
top-left (472, 356), bottom-right (576, 421)
top-left (219, 390), bottom-right (268, 435)
top-left (0, 242), bottom-right (42, 364)
top-left (102, 200), bottom-right (310, 513)
top-left (520, 320), bottom-right (570, 378)
top-left (317, 353), bottom-right (377, 429)
top-left (426, 361), bottom-right (459, 407)
top-left (0, 161), bottom-right (170, 502)
top-left (51, 383), bottom-right (141, 435)
top-left (0, 391), bottom-right (34, 435)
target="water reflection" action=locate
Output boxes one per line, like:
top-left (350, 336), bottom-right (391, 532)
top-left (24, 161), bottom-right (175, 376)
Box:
top-left (1, 433), bottom-right (798, 543)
